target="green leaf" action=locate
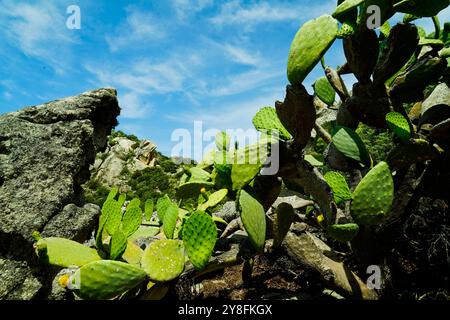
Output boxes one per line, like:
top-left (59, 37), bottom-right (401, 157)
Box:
top-left (35, 237), bottom-right (102, 268)
top-left (104, 200), bottom-right (124, 236)
top-left (324, 171), bottom-right (353, 205)
top-left (163, 204), bottom-right (179, 240)
top-left (156, 195), bottom-right (172, 222)
top-left (313, 77), bottom-right (336, 105)
top-left (273, 203), bottom-right (296, 248)
top-left (287, 15), bottom-right (339, 85)
top-left (332, 126), bottom-right (372, 166)
top-left (198, 189), bottom-right (228, 211)
top-left (110, 230), bottom-right (128, 260)
top-left (189, 167), bottom-right (211, 182)
top-left (106, 187), bottom-right (118, 201)
top-left (121, 199), bottom-right (142, 237)
top-left (71, 260), bottom-right (147, 300)
top-left (386, 112), bottom-right (411, 142)
top-left (239, 190), bottom-right (266, 252)
top-left (304, 154), bottom-right (324, 167)
top-left (141, 240), bottom-right (185, 282)
top-left (351, 161), bottom-right (394, 225)
top-left (252, 107), bottom-right (291, 140)
top-left (183, 211), bottom-right (218, 270)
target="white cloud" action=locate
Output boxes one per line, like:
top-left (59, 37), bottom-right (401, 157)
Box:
top-left (119, 92), bottom-right (152, 119)
top-left (106, 7), bottom-right (165, 52)
top-left (210, 0), bottom-right (336, 27)
top-left (172, 0), bottom-right (213, 20)
top-left (0, 0), bottom-right (75, 72)
top-left (221, 43), bottom-right (261, 66)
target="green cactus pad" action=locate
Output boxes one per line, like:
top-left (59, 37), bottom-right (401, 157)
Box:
top-left (351, 162), bottom-right (394, 225)
top-left (324, 171), bottom-right (353, 205)
top-left (72, 260), bottom-right (147, 300)
top-left (145, 199), bottom-right (154, 222)
top-left (337, 21), bottom-right (357, 38)
top-left (156, 195), bottom-right (172, 222)
top-left (393, 0), bottom-right (449, 17)
top-left (110, 230), bottom-right (128, 260)
top-left (122, 240), bottom-right (144, 266)
top-left (104, 199), bottom-right (124, 235)
top-left (189, 167), bottom-right (211, 182)
top-left (216, 131), bottom-right (231, 151)
top-left (176, 181), bottom-right (215, 199)
top-left (239, 190), bottom-right (266, 252)
top-left (326, 223), bottom-right (360, 242)
top-left (287, 15), bottom-right (338, 85)
top-left (106, 187), bottom-right (118, 201)
top-left (35, 237), bottom-right (101, 268)
top-left (386, 112), bottom-right (411, 142)
top-left (141, 240), bottom-right (185, 282)
top-left (121, 200), bottom-right (143, 237)
top-left (304, 154), bottom-right (324, 167)
top-left (313, 77), bottom-right (336, 105)
top-left (163, 204), bottom-right (179, 239)
top-left (332, 126), bottom-right (371, 167)
top-left (129, 226), bottom-right (160, 241)
top-left (182, 211), bottom-right (218, 270)
top-left (273, 203), bottom-right (296, 248)
top-left (332, 0), bottom-right (364, 20)
top-left (252, 107), bottom-right (291, 140)
top-left (198, 189), bottom-right (228, 211)
top-left (117, 193), bottom-right (127, 207)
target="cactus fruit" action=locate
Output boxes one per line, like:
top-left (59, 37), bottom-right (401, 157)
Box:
top-left (176, 181), bottom-right (215, 199)
top-left (313, 77), bottom-right (336, 106)
top-left (121, 199), bottom-right (142, 237)
top-left (163, 204), bottom-right (179, 239)
top-left (122, 240), bottom-right (144, 266)
top-left (35, 237), bottom-right (101, 267)
top-left (351, 161), bottom-right (394, 225)
top-left (71, 260), bottom-right (147, 300)
top-left (198, 189), bottom-right (228, 211)
top-left (252, 107), bottom-right (291, 140)
top-left (332, 0), bottom-right (364, 21)
top-left (239, 190), bottom-right (266, 252)
top-left (324, 171), bottom-right (353, 205)
top-left (145, 199), bottom-right (154, 222)
top-left (386, 112), bottom-right (411, 142)
top-left (326, 223), bottom-right (360, 242)
top-left (337, 21), bottom-right (357, 38)
top-left (287, 15), bottom-right (339, 85)
top-left (393, 0), bottom-right (450, 17)
top-left (110, 230), bottom-right (127, 260)
top-left (189, 167), bottom-right (211, 182)
top-left (141, 240), bottom-right (185, 282)
top-left (332, 126), bottom-right (371, 166)
top-left (156, 195), bottom-right (172, 222)
top-left (273, 203), bottom-right (296, 248)
top-left (216, 131), bottom-right (231, 151)
top-left (182, 211), bottom-right (218, 270)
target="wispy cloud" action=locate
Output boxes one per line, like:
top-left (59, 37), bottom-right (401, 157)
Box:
top-left (119, 92), bottom-right (152, 119)
top-left (171, 0), bottom-right (213, 20)
top-left (0, 0), bottom-right (75, 73)
top-left (106, 7), bottom-right (165, 52)
top-left (210, 0), bottom-right (336, 27)
top-left (220, 43), bottom-right (262, 66)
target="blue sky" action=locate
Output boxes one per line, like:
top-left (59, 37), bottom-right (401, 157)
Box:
top-left (0, 0), bottom-right (449, 159)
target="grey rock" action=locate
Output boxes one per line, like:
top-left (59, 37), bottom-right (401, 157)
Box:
top-left (272, 189), bottom-right (314, 210)
top-left (214, 201), bottom-right (238, 223)
top-left (0, 88), bottom-right (120, 300)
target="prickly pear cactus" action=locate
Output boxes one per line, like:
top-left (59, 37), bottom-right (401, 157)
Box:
top-left (351, 161), bottom-right (394, 225)
top-left (332, 0), bottom-right (364, 20)
top-left (313, 77), bottom-right (336, 106)
top-left (71, 260), bottom-right (147, 300)
top-left (332, 126), bottom-right (372, 166)
top-left (163, 204), bottom-right (179, 239)
top-left (145, 199), bottom-right (154, 222)
top-left (386, 112), bottom-right (411, 142)
top-left (273, 203), bottom-right (295, 248)
top-left (198, 189), bottom-right (228, 211)
top-left (393, 0), bottom-right (450, 17)
top-left (156, 195), bottom-right (172, 222)
top-left (239, 190), bottom-right (266, 252)
top-left (35, 237), bottom-right (101, 268)
top-left (182, 211), bottom-right (218, 269)
top-left (105, 199), bottom-right (124, 235)
top-left (252, 107), bottom-right (291, 140)
top-left (189, 167), bottom-right (211, 182)
top-left (287, 15), bottom-right (339, 85)
top-left (141, 240), bottom-right (185, 282)
top-left (121, 199), bottom-right (142, 237)
top-left (324, 171), bottom-right (353, 205)
top-left (326, 223), bottom-right (360, 242)
top-left (176, 181), bottom-right (214, 199)
top-left (106, 187), bottom-right (118, 201)
top-left (122, 240), bottom-right (144, 266)
top-left (110, 230), bottom-right (128, 260)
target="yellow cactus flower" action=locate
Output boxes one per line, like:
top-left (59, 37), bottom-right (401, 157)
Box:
top-left (317, 214), bottom-right (325, 223)
top-left (58, 274), bottom-right (70, 288)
